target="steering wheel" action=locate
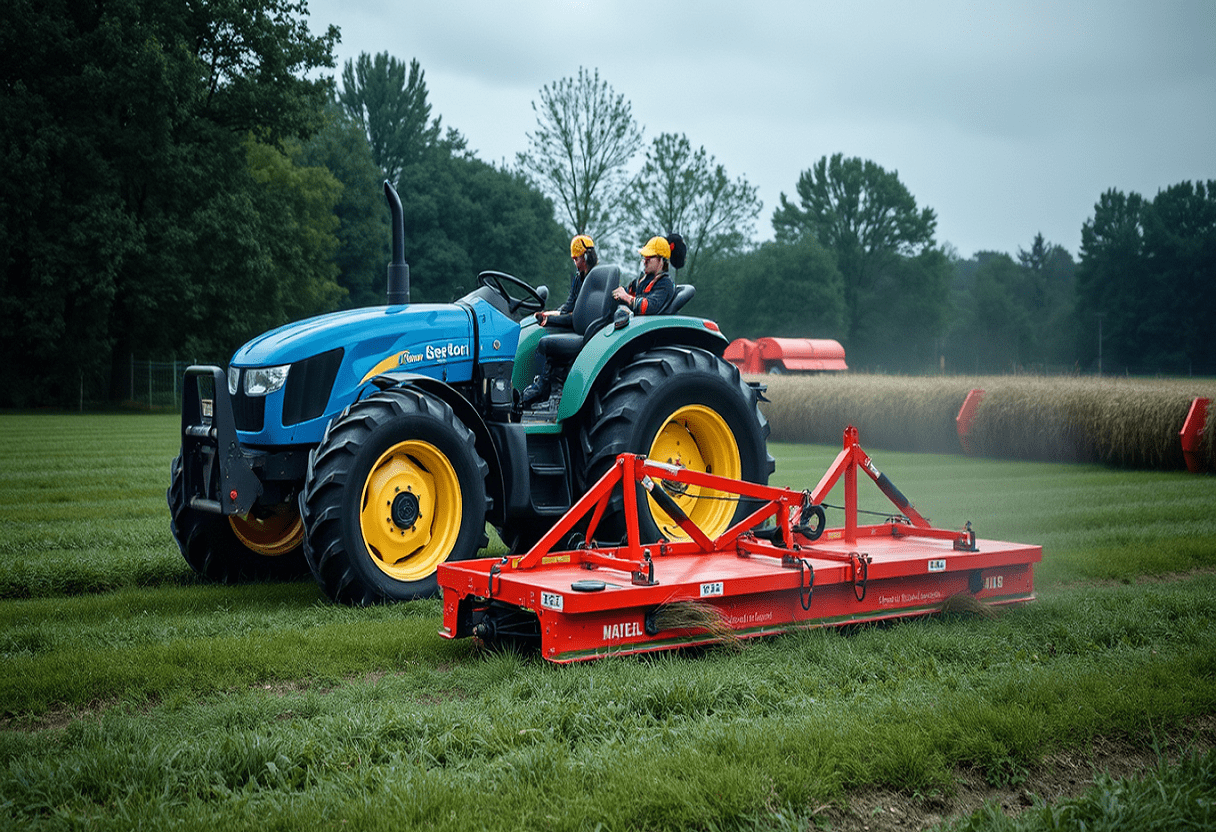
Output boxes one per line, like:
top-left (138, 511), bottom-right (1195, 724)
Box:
top-left (477, 271), bottom-right (546, 315)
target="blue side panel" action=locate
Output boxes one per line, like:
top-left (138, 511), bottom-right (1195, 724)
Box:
top-left (231, 297), bottom-right (521, 447)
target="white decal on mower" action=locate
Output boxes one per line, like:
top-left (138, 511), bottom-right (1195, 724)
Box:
top-left (541, 591), bottom-right (563, 611)
top-left (602, 621), bottom-right (643, 641)
top-left (700, 581), bottom-right (724, 597)
top-left (927, 559), bottom-right (947, 572)
top-left (984, 575), bottom-right (1004, 590)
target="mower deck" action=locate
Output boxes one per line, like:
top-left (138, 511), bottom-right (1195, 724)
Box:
top-left (438, 428), bottom-right (1042, 663)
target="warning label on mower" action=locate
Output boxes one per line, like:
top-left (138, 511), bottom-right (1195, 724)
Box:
top-left (700, 581), bottom-right (724, 597)
top-left (540, 591), bottom-right (563, 611)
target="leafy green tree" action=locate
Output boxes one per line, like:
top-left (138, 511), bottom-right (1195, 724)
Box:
top-left (945, 252), bottom-right (1033, 373)
top-left (297, 106), bottom-right (391, 308)
top-left (517, 68), bottom-right (643, 248)
top-left (944, 236), bottom-right (1078, 374)
top-left (395, 155), bottom-right (570, 303)
top-left (622, 133), bottom-right (761, 281)
top-left (1076, 188), bottom-right (1148, 373)
top-left (771, 153), bottom-right (943, 364)
top-left (337, 53), bottom-right (461, 183)
top-left (1076, 182), bottom-right (1216, 374)
top-left (1138, 181), bottom-right (1216, 374)
top-left (1017, 232), bottom-right (1077, 369)
top-left (694, 239), bottom-right (845, 340)
top-left (0, 0), bottom-right (338, 405)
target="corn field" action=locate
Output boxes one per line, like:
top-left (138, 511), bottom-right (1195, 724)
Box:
top-left (760, 373), bottom-right (1216, 471)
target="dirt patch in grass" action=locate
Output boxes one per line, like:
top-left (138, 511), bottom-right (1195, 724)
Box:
top-left (814, 716), bottom-right (1216, 831)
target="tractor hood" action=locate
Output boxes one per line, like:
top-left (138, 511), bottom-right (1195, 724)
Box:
top-left (231, 304), bottom-right (462, 368)
top-left (223, 294), bottom-right (523, 447)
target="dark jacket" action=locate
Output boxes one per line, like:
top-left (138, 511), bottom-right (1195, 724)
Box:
top-left (622, 270), bottom-right (674, 315)
top-left (545, 270), bottom-right (585, 330)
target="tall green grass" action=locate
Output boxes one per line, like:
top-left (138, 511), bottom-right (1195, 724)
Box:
top-left (2, 412), bottom-right (1215, 830)
top-left (2, 581), bottom-right (1214, 830)
top-left (942, 747), bottom-right (1216, 831)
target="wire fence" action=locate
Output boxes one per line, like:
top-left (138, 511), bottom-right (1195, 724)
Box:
top-left (137, 360), bottom-right (193, 410)
top-left (89, 358), bottom-right (202, 412)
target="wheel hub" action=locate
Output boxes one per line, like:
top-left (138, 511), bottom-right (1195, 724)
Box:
top-left (391, 490), bottom-right (421, 529)
top-left (360, 439), bottom-right (463, 582)
top-left (648, 405), bottom-right (741, 539)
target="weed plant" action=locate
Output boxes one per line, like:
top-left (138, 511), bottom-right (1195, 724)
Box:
top-left (1, 413), bottom-right (1215, 830)
top-left (940, 746), bottom-right (1216, 831)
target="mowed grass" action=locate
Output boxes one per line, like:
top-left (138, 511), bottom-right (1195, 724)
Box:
top-left (0, 413), bottom-right (194, 597)
top-left (2, 413), bottom-right (1215, 830)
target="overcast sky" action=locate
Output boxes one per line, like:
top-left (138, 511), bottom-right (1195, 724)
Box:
top-left (302, 0), bottom-right (1216, 260)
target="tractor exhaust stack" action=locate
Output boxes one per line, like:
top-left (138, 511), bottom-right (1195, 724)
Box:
top-left (384, 181), bottom-right (410, 306)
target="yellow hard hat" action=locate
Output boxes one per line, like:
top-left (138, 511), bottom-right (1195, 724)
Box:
top-left (638, 236), bottom-right (671, 259)
top-left (570, 234), bottom-right (595, 258)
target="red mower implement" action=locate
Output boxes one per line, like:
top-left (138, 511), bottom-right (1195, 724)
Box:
top-left (438, 427), bottom-right (1041, 662)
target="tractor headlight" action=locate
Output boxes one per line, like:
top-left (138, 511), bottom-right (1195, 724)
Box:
top-left (228, 366), bottom-right (240, 396)
top-left (243, 365), bottom-right (290, 397)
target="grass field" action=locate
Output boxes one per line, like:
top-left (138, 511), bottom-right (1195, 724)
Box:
top-left (2, 413), bottom-right (1215, 830)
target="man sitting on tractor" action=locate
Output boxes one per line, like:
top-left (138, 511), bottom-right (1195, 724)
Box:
top-left (521, 234), bottom-right (598, 407)
top-left (612, 234), bottom-right (685, 315)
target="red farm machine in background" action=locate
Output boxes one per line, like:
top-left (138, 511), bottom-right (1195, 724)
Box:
top-left (724, 337), bottom-right (848, 374)
top-left (437, 427), bottom-right (1042, 663)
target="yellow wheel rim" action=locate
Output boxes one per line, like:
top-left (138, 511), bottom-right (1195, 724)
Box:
top-left (359, 440), bottom-right (462, 582)
top-left (647, 404), bottom-right (741, 540)
top-left (229, 508), bottom-right (304, 556)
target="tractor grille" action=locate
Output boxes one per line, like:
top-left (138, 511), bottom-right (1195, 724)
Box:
top-left (282, 348), bottom-right (343, 427)
top-left (231, 384), bottom-right (265, 432)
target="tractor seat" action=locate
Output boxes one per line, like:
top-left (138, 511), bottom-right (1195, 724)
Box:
top-left (536, 265), bottom-right (622, 363)
top-left (662, 284), bottom-right (695, 315)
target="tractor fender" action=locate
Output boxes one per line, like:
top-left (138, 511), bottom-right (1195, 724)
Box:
top-left (556, 316), bottom-right (729, 420)
top-left (368, 372), bottom-right (507, 526)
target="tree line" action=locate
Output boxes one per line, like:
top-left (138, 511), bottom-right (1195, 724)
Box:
top-left (2, 0), bottom-right (1212, 408)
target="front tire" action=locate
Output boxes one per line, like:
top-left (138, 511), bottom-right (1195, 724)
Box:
top-left (579, 346), bottom-right (774, 542)
top-left (300, 388), bottom-right (489, 604)
top-left (168, 455), bottom-right (308, 582)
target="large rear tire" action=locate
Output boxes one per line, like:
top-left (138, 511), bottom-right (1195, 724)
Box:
top-left (579, 346), bottom-right (774, 542)
top-left (299, 388), bottom-right (488, 605)
top-left (167, 455), bottom-right (308, 582)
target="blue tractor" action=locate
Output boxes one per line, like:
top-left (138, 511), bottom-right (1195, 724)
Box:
top-left (169, 183), bottom-right (774, 603)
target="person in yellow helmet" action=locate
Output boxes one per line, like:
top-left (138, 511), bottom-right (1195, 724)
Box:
top-left (521, 234), bottom-right (598, 407)
top-left (535, 234), bottom-right (598, 330)
top-left (613, 234), bottom-right (680, 315)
